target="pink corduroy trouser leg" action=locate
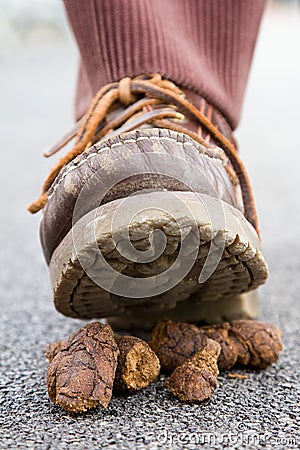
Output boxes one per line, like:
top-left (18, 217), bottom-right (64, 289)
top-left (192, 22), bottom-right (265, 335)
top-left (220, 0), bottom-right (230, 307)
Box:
top-left (63, 0), bottom-right (265, 129)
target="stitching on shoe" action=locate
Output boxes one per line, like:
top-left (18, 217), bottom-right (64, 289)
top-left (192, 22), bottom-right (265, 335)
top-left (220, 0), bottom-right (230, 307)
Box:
top-left (47, 132), bottom-right (225, 202)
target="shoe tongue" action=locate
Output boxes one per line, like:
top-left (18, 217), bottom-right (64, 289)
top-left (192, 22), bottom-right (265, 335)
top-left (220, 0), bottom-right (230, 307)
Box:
top-left (180, 88), bottom-right (235, 149)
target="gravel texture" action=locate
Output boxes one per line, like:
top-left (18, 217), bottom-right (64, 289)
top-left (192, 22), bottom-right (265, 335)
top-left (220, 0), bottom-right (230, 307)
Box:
top-left (0, 3), bottom-right (299, 449)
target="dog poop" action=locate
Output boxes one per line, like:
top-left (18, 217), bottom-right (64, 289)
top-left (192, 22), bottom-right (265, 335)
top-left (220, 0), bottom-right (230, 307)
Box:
top-left (113, 335), bottom-right (160, 394)
top-left (44, 318), bottom-right (283, 412)
top-left (45, 340), bottom-right (65, 362)
top-left (148, 320), bottom-right (208, 372)
top-left (165, 338), bottom-right (221, 402)
top-left (45, 326), bottom-right (160, 412)
top-left (149, 319), bottom-right (283, 373)
top-left (46, 322), bottom-right (119, 413)
top-left (201, 320), bottom-right (283, 370)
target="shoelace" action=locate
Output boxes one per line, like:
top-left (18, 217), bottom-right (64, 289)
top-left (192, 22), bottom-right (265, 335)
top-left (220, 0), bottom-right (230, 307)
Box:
top-left (28, 74), bottom-right (259, 236)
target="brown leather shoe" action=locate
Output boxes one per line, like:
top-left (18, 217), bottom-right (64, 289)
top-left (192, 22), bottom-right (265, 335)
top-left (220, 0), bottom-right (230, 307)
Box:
top-left (29, 74), bottom-right (268, 330)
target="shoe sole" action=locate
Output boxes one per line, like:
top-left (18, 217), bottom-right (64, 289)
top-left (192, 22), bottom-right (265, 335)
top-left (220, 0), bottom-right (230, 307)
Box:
top-left (49, 190), bottom-right (268, 329)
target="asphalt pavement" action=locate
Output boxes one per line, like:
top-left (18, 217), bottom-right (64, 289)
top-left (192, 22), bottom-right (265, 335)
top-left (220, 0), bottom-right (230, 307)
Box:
top-left (0, 2), bottom-right (299, 449)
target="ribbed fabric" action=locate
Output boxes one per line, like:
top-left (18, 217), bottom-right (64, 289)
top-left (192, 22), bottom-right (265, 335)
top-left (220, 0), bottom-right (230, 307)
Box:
top-left (64, 0), bottom-right (265, 129)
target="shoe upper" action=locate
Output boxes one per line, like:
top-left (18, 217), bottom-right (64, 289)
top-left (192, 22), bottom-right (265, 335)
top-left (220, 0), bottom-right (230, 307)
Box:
top-left (27, 74), bottom-right (258, 264)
